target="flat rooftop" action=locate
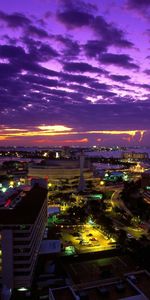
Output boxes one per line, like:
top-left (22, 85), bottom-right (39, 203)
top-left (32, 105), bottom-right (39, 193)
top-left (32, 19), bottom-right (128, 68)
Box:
top-left (52, 287), bottom-right (76, 300)
top-left (63, 257), bottom-right (136, 286)
top-left (0, 185), bottom-right (47, 224)
top-left (128, 271), bottom-right (150, 299)
top-left (79, 281), bottom-right (140, 300)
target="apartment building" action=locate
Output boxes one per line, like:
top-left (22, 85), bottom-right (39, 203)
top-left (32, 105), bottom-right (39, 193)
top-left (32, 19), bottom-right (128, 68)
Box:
top-left (0, 184), bottom-right (47, 299)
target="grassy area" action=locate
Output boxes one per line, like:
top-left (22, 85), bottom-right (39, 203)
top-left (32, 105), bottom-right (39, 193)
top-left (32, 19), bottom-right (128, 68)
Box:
top-left (105, 190), bottom-right (114, 199)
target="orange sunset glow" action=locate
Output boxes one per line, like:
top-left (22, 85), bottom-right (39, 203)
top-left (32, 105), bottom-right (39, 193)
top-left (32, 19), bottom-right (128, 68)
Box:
top-left (0, 125), bottom-right (146, 144)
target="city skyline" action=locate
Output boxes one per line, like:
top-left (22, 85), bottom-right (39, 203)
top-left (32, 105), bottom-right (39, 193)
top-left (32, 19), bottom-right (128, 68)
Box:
top-left (0, 0), bottom-right (150, 146)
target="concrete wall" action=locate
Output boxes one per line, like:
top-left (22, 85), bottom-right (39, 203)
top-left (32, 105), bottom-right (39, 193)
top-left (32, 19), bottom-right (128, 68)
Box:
top-left (1, 230), bottom-right (13, 289)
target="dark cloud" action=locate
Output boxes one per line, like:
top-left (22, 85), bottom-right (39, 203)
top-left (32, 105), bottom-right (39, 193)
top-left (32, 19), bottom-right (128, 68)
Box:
top-left (57, 10), bottom-right (94, 28)
top-left (55, 35), bottom-right (80, 58)
top-left (57, 6), bottom-right (133, 49)
top-left (0, 63), bottom-right (20, 78)
top-left (92, 16), bottom-right (133, 48)
top-left (69, 84), bottom-right (97, 95)
top-left (0, 11), bottom-right (31, 28)
top-left (29, 86), bottom-right (87, 105)
top-left (63, 62), bottom-right (105, 74)
top-left (60, 73), bottom-right (96, 84)
top-left (27, 43), bottom-right (59, 62)
top-left (140, 84), bottom-right (150, 90)
top-left (0, 44), bottom-right (25, 59)
top-left (110, 74), bottom-right (131, 82)
top-left (68, 83), bottom-right (116, 99)
top-left (25, 25), bottom-right (49, 38)
top-left (24, 63), bottom-right (58, 77)
top-left (100, 53), bottom-right (139, 69)
top-left (58, 0), bottom-right (97, 14)
top-left (96, 90), bottom-right (117, 98)
top-left (57, 0), bottom-right (95, 30)
top-left (22, 75), bottom-right (59, 87)
top-left (1, 101), bottom-right (150, 132)
top-left (2, 35), bottom-right (19, 45)
top-left (88, 82), bottom-right (110, 90)
top-left (22, 38), bottom-right (59, 62)
top-left (126, 0), bottom-right (150, 16)
top-left (0, 40), bottom-right (58, 67)
top-left (144, 69), bottom-right (150, 76)
top-left (83, 40), bottom-right (107, 58)
top-left (0, 56), bottom-right (58, 78)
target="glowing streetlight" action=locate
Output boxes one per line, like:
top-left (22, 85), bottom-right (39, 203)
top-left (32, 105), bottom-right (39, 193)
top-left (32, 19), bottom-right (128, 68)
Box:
top-left (100, 180), bottom-right (105, 186)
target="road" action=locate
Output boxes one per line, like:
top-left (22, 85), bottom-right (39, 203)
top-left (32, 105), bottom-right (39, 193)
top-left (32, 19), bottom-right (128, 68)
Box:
top-left (110, 187), bottom-right (133, 216)
top-left (144, 191), bottom-right (150, 204)
top-left (108, 186), bottom-right (145, 239)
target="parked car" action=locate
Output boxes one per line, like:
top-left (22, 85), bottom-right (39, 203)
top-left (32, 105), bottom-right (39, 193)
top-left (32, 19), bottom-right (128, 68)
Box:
top-left (127, 233), bottom-right (133, 239)
top-left (90, 237), bottom-right (98, 241)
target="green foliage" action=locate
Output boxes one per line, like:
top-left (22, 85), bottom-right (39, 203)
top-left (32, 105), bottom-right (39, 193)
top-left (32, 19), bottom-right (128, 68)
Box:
top-left (121, 180), bottom-right (150, 221)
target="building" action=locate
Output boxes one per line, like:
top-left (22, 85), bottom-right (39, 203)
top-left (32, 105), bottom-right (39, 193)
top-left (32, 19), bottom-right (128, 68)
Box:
top-left (129, 162), bottom-right (145, 173)
top-left (78, 153), bottom-right (86, 192)
top-left (2, 160), bottom-right (28, 176)
top-left (49, 270), bottom-right (150, 300)
top-left (0, 184), bottom-right (47, 299)
top-left (29, 159), bottom-right (92, 182)
top-left (141, 169), bottom-right (150, 188)
top-left (122, 152), bottom-right (149, 161)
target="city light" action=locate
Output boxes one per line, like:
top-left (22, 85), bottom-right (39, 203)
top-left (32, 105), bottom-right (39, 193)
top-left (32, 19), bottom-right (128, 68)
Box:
top-left (9, 181), bottom-right (14, 187)
top-left (65, 246), bottom-right (75, 255)
top-left (17, 287), bottom-right (28, 291)
top-left (43, 152), bottom-right (48, 157)
top-left (56, 152), bottom-right (59, 159)
top-left (88, 218), bottom-right (95, 225)
top-left (100, 180), bottom-right (105, 186)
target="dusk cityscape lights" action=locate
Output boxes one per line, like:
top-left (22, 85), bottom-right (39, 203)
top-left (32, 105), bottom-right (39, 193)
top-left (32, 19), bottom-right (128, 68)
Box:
top-left (0, 1), bottom-right (150, 300)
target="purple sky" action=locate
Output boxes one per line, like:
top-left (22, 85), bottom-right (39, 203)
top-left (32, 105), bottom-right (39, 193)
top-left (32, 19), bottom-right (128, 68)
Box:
top-left (0, 0), bottom-right (150, 146)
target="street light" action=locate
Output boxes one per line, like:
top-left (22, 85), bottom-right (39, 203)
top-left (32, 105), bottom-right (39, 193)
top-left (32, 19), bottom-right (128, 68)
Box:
top-left (100, 180), bottom-right (105, 186)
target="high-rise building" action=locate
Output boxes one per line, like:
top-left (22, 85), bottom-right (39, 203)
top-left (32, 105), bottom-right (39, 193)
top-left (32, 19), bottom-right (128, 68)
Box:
top-left (78, 152), bottom-right (86, 192)
top-left (0, 184), bottom-right (47, 300)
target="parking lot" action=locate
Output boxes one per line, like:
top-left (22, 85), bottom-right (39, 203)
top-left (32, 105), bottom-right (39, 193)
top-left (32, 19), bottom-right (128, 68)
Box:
top-left (60, 224), bottom-right (116, 254)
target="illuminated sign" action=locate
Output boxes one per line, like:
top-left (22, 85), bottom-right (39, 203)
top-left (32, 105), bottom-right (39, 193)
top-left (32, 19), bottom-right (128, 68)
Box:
top-left (90, 194), bottom-right (103, 200)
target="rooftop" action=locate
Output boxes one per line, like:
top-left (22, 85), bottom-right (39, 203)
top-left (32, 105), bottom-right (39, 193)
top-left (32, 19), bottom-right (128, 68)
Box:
top-left (39, 240), bottom-right (61, 254)
top-left (63, 257), bottom-right (136, 286)
top-left (0, 185), bottom-right (47, 224)
top-left (128, 271), bottom-right (150, 299)
top-left (79, 281), bottom-right (139, 300)
top-left (52, 287), bottom-right (76, 300)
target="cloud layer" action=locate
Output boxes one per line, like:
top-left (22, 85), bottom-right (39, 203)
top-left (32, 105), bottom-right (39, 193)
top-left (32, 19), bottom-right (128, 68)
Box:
top-left (0, 0), bottom-right (150, 145)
